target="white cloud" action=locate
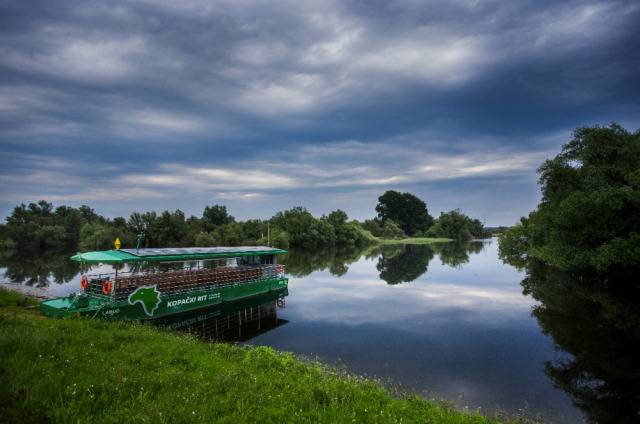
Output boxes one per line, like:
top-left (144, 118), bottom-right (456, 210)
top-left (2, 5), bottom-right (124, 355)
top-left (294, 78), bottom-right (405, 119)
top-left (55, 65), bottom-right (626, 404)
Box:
top-left (262, 138), bottom-right (549, 188)
top-left (234, 76), bottom-right (325, 114)
top-left (113, 109), bottom-right (204, 135)
top-left (0, 134), bottom-right (549, 213)
top-left (214, 191), bottom-right (266, 200)
top-left (2, 35), bottom-right (146, 83)
top-left (104, 103), bottom-right (246, 140)
top-left (0, 86), bottom-right (58, 114)
top-left (101, 138), bottom-right (547, 198)
top-left (532, 2), bottom-right (618, 49)
top-left (119, 164), bottom-right (298, 191)
top-left (355, 34), bottom-right (491, 86)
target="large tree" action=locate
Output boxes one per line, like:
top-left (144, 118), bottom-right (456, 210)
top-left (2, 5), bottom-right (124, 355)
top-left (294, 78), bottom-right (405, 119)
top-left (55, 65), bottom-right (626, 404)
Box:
top-left (375, 191), bottom-right (434, 236)
top-left (202, 204), bottom-right (235, 231)
top-left (499, 123), bottom-right (640, 275)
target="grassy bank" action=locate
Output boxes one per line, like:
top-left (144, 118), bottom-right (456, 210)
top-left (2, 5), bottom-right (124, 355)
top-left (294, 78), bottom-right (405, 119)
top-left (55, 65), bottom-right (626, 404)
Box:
top-left (0, 288), bottom-right (504, 424)
top-left (376, 237), bottom-right (453, 245)
top-left (355, 225), bottom-right (453, 245)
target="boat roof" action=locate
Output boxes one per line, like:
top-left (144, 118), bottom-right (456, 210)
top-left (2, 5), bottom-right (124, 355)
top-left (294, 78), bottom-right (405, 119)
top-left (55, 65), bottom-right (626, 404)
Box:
top-left (70, 246), bottom-right (287, 264)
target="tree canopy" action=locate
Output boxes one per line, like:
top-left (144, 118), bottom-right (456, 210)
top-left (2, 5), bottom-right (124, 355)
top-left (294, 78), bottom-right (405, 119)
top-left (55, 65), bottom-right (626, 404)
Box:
top-left (202, 205), bottom-right (235, 231)
top-left (4, 201), bottom-right (102, 251)
top-left (0, 201), bottom-right (374, 252)
top-left (499, 123), bottom-right (640, 275)
top-left (426, 209), bottom-right (485, 241)
top-left (375, 190), bottom-right (434, 236)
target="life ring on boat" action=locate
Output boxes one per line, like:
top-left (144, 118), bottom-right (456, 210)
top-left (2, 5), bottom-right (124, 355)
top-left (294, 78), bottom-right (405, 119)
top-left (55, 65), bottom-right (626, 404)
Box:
top-left (102, 280), bottom-right (113, 295)
top-left (80, 275), bottom-right (88, 290)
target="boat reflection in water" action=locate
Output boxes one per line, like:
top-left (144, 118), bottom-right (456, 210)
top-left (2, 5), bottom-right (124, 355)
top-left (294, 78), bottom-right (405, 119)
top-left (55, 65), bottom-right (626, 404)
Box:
top-left (151, 289), bottom-right (289, 342)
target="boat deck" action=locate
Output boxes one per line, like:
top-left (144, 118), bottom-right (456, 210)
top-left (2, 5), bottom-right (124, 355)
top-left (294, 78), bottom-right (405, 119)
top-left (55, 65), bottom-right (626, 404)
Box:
top-left (85, 264), bottom-right (285, 300)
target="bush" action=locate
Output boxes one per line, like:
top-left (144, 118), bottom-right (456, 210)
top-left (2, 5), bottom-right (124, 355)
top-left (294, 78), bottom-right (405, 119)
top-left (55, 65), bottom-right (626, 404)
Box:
top-left (212, 223), bottom-right (244, 246)
top-left (194, 231), bottom-right (216, 247)
top-left (79, 223), bottom-right (120, 251)
top-left (361, 218), bottom-right (406, 239)
top-left (428, 210), bottom-right (482, 241)
top-left (380, 220), bottom-right (406, 239)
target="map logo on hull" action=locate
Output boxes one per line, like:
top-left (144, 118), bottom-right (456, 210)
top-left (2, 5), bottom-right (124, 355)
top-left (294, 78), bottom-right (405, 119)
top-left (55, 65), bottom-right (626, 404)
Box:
top-left (128, 285), bottom-right (161, 317)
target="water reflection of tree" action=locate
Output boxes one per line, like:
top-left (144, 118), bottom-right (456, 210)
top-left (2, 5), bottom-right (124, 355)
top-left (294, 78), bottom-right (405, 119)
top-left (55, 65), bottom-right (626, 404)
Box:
top-left (375, 244), bottom-right (435, 284)
top-left (280, 241), bottom-right (487, 283)
top-left (0, 251), bottom-right (79, 287)
top-left (432, 241), bottom-right (483, 267)
top-left (374, 242), bottom-right (487, 284)
top-left (280, 246), bottom-right (366, 277)
top-left (521, 262), bottom-right (640, 424)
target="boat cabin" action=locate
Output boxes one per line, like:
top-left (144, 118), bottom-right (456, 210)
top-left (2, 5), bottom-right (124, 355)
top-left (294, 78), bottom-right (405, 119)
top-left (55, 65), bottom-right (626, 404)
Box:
top-left (71, 246), bottom-right (287, 301)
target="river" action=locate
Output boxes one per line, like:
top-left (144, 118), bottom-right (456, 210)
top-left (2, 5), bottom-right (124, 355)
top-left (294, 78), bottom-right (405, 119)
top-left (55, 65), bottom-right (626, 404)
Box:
top-left (4, 239), bottom-right (634, 423)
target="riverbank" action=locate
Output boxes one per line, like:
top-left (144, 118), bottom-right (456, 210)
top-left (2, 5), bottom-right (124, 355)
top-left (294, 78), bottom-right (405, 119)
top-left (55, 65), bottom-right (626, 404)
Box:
top-left (0, 287), bottom-right (506, 423)
top-left (376, 237), bottom-right (453, 244)
top-left (355, 225), bottom-right (453, 245)
top-left (353, 225), bottom-right (455, 246)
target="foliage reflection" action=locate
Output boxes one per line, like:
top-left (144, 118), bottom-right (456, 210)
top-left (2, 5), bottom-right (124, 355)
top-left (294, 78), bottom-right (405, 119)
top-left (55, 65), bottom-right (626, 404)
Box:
top-left (374, 244), bottom-right (435, 284)
top-left (517, 262), bottom-right (640, 423)
top-left (0, 251), bottom-right (79, 287)
top-left (1, 242), bottom-right (488, 288)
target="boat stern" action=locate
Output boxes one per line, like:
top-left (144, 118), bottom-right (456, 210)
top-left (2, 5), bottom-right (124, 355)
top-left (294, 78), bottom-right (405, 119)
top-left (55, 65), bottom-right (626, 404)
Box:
top-left (40, 297), bottom-right (78, 318)
top-left (40, 294), bottom-right (100, 318)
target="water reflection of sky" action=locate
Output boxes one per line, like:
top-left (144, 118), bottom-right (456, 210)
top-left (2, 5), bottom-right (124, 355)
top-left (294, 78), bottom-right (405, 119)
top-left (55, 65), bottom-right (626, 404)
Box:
top-left (0, 262), bottom-right (114, 298)
top-left (251, 240), bottom-right (585, 424)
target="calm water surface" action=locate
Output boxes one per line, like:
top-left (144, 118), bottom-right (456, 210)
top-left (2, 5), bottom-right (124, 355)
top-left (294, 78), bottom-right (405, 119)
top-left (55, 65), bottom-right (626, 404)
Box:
top-left (266, 240), bottom-right (584, 423)
top-left (1, 240), bottom-right (591, 422)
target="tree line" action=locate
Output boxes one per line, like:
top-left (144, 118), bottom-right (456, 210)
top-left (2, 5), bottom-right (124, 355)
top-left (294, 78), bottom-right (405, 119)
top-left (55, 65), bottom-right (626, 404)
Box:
top-left (0, 203), bottom-right (373, 252)
top-left (0, 192), bottom-right (488, 253)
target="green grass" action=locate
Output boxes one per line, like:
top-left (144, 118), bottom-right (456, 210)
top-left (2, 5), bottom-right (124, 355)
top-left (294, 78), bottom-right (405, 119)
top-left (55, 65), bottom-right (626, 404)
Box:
top-left (376, 237), bottom-right (453, 245)
top-left (0, 286), bottom-right (39, 308)
top-left (355, 226), bottom-right (453, 245)
top-left (0, 288), bottom-right (504, 423)
top-left (353, 224), bottom-right (379, 243)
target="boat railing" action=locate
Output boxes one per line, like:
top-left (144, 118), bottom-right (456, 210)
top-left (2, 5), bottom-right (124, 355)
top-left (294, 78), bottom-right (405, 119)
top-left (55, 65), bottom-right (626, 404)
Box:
top-left (83, 264), bottom-right (286, 300)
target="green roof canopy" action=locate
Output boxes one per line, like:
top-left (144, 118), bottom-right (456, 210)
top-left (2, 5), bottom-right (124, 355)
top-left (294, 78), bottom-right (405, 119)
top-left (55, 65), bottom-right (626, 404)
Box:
top-left (70, 246), bottom-right (287, 264)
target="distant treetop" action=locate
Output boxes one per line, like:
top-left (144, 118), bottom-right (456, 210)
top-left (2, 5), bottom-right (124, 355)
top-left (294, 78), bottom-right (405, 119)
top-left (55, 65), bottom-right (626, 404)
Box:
top-left (375, 190), bottom-right (434, 236)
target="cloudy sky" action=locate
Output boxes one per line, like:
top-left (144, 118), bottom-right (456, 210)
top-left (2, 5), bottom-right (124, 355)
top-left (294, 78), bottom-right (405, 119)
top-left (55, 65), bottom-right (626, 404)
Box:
top-left (1, 0), bottom-right (638, 225)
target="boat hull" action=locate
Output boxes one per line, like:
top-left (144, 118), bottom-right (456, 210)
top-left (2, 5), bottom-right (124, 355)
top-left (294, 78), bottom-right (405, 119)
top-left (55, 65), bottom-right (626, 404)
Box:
top-left (152, 288), bottom-right (289, 341)
top-left (40, 276), bottom-right (288, 320)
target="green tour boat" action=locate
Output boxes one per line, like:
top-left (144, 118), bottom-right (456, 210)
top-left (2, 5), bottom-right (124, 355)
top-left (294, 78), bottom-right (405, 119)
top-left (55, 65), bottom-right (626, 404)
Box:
top-left (40, 246), bottom-right (288, 320)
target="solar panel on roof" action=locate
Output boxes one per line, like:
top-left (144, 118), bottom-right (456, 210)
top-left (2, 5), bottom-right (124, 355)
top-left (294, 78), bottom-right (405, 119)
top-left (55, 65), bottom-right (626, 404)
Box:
top-left (120, 246), bottom-right (281, 257)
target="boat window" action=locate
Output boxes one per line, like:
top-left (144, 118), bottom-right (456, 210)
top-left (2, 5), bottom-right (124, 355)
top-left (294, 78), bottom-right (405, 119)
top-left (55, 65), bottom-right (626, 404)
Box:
top-left (237, 255), bottom-right (272, 266)
top-left (260, 255), bottom-right (274, 264)
top-left (203, 258), bottom-right (235, 269)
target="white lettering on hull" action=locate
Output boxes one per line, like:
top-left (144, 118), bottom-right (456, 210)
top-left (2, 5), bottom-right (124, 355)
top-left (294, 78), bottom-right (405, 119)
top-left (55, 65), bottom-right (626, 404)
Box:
top-left (167, 293), bottom-right (220, 308)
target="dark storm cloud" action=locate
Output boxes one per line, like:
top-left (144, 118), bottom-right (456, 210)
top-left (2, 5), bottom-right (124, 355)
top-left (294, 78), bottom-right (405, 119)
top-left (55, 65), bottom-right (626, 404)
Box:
top-left (1, 0), bottom-right (638, 224)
